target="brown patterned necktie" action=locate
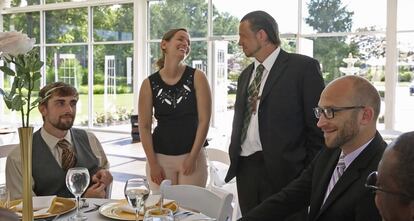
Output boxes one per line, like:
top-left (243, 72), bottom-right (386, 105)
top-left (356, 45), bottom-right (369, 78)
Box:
top-left (57, 139), bottom-right (77, 170)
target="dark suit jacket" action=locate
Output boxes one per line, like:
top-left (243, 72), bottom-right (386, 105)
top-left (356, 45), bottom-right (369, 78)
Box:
top-left (241, 131), bottom-right (387, 221)
top-left (225, 49), bottom-right (325, 193)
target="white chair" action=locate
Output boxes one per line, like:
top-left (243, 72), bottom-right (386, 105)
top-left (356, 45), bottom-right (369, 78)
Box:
top-left (205, 148), bottom-right (241, 221)
top-left (160, 179), bottom-right (233, 221)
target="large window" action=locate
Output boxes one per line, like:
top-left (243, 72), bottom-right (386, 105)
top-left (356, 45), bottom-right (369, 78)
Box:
top-left (1, 0), bottom-right (413, 134)
top-left (1, 1), bottom-right (134, 131)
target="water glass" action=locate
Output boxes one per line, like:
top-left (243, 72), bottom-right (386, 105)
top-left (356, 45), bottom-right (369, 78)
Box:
top-left (143, 207), bottom-right (174, 221)
top-left (124, 178), bottom-right (150, 221)
top-left (0, 184), bottom-right (9, 209)
top-left (66, 167), bottom-right (90, 221)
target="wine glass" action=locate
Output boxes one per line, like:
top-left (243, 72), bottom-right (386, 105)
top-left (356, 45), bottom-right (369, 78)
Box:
top-left (0, 184), bottom-right (9, 209)
top-left (143, 207), bottom-right (174, 221)
top-left (124, 178), bottom-right (150, 221)
top-left (66, 167), bottom-right (90, 221)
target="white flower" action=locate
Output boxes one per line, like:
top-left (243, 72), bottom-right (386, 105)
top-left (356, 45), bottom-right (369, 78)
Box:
top-left (0, 31), bottom-right (35, 58)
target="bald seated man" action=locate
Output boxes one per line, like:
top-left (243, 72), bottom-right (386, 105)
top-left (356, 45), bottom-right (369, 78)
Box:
top-left (240, 75), bottom-right (386, 221)
top-left (368, 131), bottom-right (414, 221)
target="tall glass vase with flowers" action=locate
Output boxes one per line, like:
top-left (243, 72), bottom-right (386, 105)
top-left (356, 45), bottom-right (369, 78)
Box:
top-left (0, 31), bottom-right (44, 221)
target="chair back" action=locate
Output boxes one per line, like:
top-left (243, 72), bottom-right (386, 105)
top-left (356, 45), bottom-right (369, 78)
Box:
top-left (160, 180), bottom-right (233, 221)
top-left (205, 148), bottom-right (241, 221)
top-left (205, 148), bottom-right (230, 165)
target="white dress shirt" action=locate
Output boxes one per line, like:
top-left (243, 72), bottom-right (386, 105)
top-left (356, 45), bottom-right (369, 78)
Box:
top-left (240, 47), bottom-right (281, 156)
top-left (6, 128), bottom-right (109, 200)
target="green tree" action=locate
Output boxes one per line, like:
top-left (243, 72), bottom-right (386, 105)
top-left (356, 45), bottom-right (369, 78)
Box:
top-left (149, 0), bottom-right (239, 73)
top-left (305, 0), bottom-right (354, 83)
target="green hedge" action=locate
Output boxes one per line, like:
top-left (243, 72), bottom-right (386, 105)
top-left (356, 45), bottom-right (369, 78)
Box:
top-left (78, 85), bottom-right (132, 94)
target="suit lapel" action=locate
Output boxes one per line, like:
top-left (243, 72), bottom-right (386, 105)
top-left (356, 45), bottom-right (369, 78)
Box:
top-left (259, 49), bottom-right (289, 105)
top-left (310, 149), bottom-right (341, 216)
top-left (238, 64), bottom-right (254, 103)
top-left (315, 134), bottom-right (382, 219)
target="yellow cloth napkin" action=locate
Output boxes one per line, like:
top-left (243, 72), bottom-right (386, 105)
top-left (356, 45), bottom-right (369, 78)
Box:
top-left (120, 195), bottom-right (175, 214)
top-left (15, 195), bottom-right (56, 216)
top-left (15, 195), bottom-right (56, 211)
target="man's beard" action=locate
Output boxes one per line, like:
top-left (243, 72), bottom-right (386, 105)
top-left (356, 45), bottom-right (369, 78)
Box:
top-left (244, 44), bottom-right (261, 58)
top-left (53, 115), bottom-right (75, 130)
top-left (329, 117), bottom-right (359, 148)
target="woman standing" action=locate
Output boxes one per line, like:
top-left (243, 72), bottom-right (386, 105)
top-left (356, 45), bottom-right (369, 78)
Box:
top-left (138, 28), bottom-right (211, 191)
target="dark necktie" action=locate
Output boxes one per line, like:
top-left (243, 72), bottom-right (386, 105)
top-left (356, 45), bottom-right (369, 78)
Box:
top-left (323, 153), bottom-right (346, 204)
top-left (240, 64), bottom-right (265, 143)
top-left (57, 139), bottom-right (77, 170)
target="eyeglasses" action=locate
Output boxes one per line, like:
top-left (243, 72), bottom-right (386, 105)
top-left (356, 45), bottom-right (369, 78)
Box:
top-left (313, 106), bottom-right (365, 119)
top-left (365, 171), bottom-right (413, 200)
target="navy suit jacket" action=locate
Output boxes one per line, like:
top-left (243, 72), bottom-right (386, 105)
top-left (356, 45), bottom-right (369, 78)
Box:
top-left (241, 131), bottom-right (387, 221)
top-left (225, 49), bottom-right (325, 193)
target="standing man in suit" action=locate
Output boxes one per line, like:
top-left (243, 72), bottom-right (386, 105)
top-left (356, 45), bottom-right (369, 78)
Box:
top-left (368, 131), bottom-right (414, 221)
top-left (241, 75), bottom-right (386, 221)
top-left (225, 10), bottom-right (325, 218)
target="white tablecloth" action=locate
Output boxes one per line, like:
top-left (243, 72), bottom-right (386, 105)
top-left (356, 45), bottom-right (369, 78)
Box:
top-left (55, 198), bottom-right (213, 221)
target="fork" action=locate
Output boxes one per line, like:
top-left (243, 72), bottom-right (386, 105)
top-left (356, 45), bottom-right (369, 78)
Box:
top-left (83, 203), bottom-right (102, 213)
top-left (80, 198), bottom-right (89, 209)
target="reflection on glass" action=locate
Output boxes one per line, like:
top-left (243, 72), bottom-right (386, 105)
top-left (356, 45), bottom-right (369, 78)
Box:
top-left (143, 208), bottom-right (174, 221)
top-left (124, 178), bottom-right (150, 221)
top-left (45, 8), bottom-right (88, 43)
top-left (66, 167), bottom-right (90, 221)
top-left (2, 12), bottom-right (40, 42)
top-left (93, 4), bottom-right (133, 41)
top-left (92, 44), bottom-right (134, 128)
top-left (148, 1), bottom-right (207, 39)
top-left (212, 0), bottom-right (298, 34)
top-left (302, 0), bottom-right (386, 33)
top-left (45, 45), bottom-right (89, 125)
top-left (46, 0), bottom-right (87, 3)
top-left (10, 0), bottom-right (40, 7)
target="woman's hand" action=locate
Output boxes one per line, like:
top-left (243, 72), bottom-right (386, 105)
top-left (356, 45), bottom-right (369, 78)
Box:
top-left (150, 163), bottom-right (166, 185)
top-left (181, 154), bottom-right (197, 175)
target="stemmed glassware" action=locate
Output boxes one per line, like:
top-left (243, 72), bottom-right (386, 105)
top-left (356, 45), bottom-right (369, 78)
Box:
top-left (66, 167), bottom-right (90, 221)
top-left (143, 207), bottom-right (174, 221)
top-left (0, 184), bottom-right (9, 209)
top-left (124, 178), bottom-right (150, 221)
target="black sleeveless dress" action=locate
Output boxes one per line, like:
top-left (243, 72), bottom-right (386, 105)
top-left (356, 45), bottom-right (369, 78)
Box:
top-left (149, 66), bottom-right (207, 155)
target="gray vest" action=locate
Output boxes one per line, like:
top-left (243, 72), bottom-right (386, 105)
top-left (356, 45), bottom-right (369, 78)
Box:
top-left (32, 128), bottom-right (99, 198)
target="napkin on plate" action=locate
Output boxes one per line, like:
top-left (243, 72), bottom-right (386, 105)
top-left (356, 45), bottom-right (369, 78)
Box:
top-left (120, 195), bottom-right (175, 214)
top-left (15, 195), bottom-right (56, 216)
top-left (15, 195), bottom-right (56, 211)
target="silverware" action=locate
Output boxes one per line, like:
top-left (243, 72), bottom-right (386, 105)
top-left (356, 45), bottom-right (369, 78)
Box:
top-left (83, 203), bottom-right (102, 213)
top-left (80, 198), bottom-right (89, 209)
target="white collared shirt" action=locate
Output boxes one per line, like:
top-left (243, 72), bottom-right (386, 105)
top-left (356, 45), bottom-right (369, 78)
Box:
top-left (240, 47), bottom-right (281, 156)
top-left (6, 127), bottom-right (109, 200)
top-left (41, 128), bottom-right (74, 167)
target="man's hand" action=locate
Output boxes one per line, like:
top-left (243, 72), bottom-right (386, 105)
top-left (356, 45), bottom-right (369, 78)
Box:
top-left (92, 169), bottom-right (113, 186)
top-left (83, 182), bottom-right (106, 198)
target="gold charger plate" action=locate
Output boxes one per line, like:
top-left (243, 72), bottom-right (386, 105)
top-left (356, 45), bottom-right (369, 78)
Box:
top-left (9, 197), bottom-right (76, 219)
top-left (99, 199), bottom-right (178, 221)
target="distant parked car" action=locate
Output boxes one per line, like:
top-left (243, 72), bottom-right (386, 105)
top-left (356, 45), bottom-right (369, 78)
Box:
top-left (227, 82), bottom-right (237, 94)
top-left (410, 81), bottom-right (414, 96)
